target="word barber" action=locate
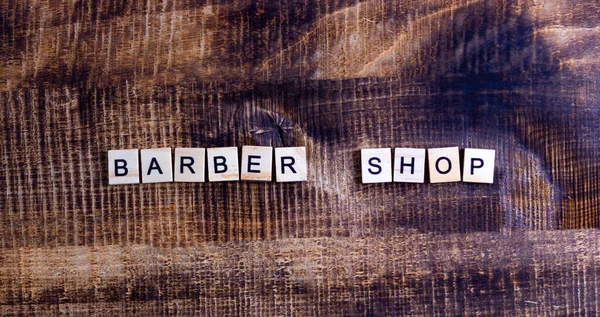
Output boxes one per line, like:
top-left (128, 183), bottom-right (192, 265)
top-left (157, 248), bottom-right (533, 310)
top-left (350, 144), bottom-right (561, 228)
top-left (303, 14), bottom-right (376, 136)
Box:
top-left (108, 146), bottom-right (307, 185)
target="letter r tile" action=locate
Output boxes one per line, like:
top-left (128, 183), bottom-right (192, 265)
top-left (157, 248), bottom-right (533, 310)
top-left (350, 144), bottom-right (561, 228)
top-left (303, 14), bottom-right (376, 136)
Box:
top-left (275, 147), bottom-right (307, 182)
top-left (174, 148), bottom-right (206, 182)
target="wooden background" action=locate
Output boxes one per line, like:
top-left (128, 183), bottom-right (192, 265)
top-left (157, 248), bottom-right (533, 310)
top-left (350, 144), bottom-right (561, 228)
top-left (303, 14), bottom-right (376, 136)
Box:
top-left (2, 0), bottom-right (600, 315)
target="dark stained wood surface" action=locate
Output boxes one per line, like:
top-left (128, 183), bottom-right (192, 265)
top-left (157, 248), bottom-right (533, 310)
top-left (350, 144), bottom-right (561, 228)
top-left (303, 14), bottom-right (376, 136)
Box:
top-left (1, 231), bottom-right (600, 316)
top-left (2, 0), bottom-right (600, 315)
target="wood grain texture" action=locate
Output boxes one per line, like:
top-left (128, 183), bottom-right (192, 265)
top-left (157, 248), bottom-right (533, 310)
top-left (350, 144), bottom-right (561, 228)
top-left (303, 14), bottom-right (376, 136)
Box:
top-left (1, 231), bottom-right (600, 316)
top-left (2, 0), bottom-right (600, 315)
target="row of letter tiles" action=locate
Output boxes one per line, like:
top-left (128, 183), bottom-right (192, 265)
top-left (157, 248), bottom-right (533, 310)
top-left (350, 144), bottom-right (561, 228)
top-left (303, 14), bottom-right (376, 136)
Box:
top-left (361, 147), bottom-right (495, 184)
top-left (108, 146), bottom-right (307, 185)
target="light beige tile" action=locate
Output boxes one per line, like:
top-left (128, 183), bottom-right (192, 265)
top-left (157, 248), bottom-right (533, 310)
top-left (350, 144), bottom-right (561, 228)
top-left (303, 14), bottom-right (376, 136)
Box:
top-left (275, 147), bottom-right (307, 182)
top-left (140, 148), bottom-right (173, 183)
top-left (393, 148), bottom-right (426, 183)
top-left (207, 147), bottom-right (240, 182)
top-left (108, 149), bottom-right (140, 185)
top-left (462, 148), bottom-right (495, 184)
top-left (361, 148), bottom-right (392, 183)
top-left (428, 147), bottom-right (461, 183)
top-left (174, 148), bottom-right (206, 182)
top-left (241, 146), bottom-right (273, 181)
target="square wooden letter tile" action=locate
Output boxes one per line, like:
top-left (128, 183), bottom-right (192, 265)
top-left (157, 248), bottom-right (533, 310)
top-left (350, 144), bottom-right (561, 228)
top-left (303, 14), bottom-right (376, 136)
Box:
top-left (275, 147), bottom-right (307, 182)
top-left (207, 147), bottom-right (240, 182)
top-left (174, 148), bottom-right (206, 182)
top-left (394, 148), bottom-right (426, 183)
top-left (140, 148), bottom-right (173, 183)
top-left (428, 147), bottom-right (461, 183)
top-left (241, 146), bottom-right (273, 181)
top-left (108, 149), bottom-right (140, 185)
top-left (361, 148), bottom-right (392, 184)
top-left (462, 148), bottom-right (495, 184)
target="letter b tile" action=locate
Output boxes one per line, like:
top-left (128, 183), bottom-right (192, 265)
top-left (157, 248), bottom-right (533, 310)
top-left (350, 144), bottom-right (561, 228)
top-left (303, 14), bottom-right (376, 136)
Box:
top-left (108, 149), bottom-right (140, 185)
top-left (207, 147), bottom-right (240, 182)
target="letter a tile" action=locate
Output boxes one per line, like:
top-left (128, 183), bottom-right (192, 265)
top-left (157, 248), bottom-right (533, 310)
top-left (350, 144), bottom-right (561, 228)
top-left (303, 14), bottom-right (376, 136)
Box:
top-left (141, 148), bottom-right (173, 183)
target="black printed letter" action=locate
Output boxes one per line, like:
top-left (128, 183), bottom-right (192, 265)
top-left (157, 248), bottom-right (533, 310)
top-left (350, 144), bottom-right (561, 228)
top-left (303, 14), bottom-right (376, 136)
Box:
top-left (470, 158), bottom-right (484, 175)
top-left (435, 157), bottom-right (451, 175)
top-left (115, 159), bottom-right (128, 176)
top-left (180, 156), bottom-right (195, 174)
top-left (281, 156), bottom-right (297, 174)
top-left (368, 157), bottom-right (382, 175)
top-left (248, 155), bottom-right (261, 173)
top-left (400, 157), bottom-right (415, 174)
top-left (214, 156), bottom-right (228, 174)
top-left (147, 157), bottom-right (163, 175)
